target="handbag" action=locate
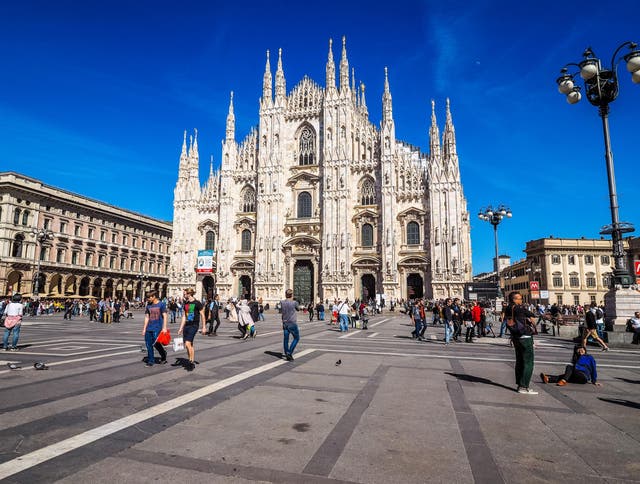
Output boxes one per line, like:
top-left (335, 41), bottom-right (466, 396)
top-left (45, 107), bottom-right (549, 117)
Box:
top-left (155, 330), bottom-right (171, 346)
top-left (172, 336), bottom-right (184, 352)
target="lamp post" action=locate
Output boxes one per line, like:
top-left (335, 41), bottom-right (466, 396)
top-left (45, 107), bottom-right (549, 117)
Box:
top-left (136, 270), bottom-right (148, 300)
top-left (31, 228), bottom-right (54, 301)
top-left (556, 41), bottom-right (639, 288)
top-left (478, 205), bottom-right (512, 298)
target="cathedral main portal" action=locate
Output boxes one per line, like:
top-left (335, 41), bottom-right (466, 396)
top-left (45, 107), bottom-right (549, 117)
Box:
top-left (293, 260), bottom-right (314, 305)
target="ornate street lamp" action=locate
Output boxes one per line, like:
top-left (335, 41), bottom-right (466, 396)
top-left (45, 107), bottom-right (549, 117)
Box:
top-left (31, 228), bottom-right (54, 301)
top-left (478, 205), bottom-right (512, 297)
top-left (136, 269), bottom-right (148, 300)
top-left (556, 41), bottom-right (639, 289)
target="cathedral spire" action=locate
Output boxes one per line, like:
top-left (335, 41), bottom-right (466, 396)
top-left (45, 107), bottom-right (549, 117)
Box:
top-left (275, 48), bottom-right (286, 101)
top-left (429, 100), bottom-right (440, 156)
top-left (325, 38), bottom-right (336, 92)
top-left (382, 67), bottom-right (393, 124)
top-left (178, 130), bottom-right (189, 178)
top-left (262, 50), bottom-right (272, 104)
top-left (192, 128), bottom-right (198, 158)
top-left (339, 36), bottom-right (349, 93)
top-left (360, 82), bottom-right (368, 115)
top-left (443, 97), bottom-right (457, 158)
top-left (226, 91), bottom-right (235, 141)
top-left (209, 154), bottom-right (214, 178)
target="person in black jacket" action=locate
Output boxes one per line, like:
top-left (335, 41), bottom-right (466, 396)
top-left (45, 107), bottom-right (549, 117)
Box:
top-left (582, 303), bottom-right (609, 351)
top-left (505, 291), bottom-right (538, 395)
top-left (443, 298), bottom-right (454, 345)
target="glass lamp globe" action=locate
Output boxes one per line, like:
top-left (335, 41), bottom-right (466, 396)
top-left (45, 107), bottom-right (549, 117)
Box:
top-left (626, 52), bottom-right (640, 72)
top-left (558, 79), bottom-right (574, 94)
top-left (633, 70), bottom-right (640, 84)
top-left (580, 61), bottom-right (598, 80)
top-left (486, 210), bottom-right (493, 217)
top-left (506, 211), bottom-right (513, 218)
top-left (567, 90), bottom-right (582, 104)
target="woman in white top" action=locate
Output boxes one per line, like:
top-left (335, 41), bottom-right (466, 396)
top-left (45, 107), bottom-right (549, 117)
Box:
top-left (3, 293), bottom-right (24, 351)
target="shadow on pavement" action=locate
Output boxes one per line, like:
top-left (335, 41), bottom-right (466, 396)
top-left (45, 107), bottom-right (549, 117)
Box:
top-left (264, 351), bottom-right (284, 360)
top-left (598, 397), bottom-right (640, 410)
top-left (615, 377), bottom-right (640, 385)
top-left (446, 372), bottom-right (515, 392)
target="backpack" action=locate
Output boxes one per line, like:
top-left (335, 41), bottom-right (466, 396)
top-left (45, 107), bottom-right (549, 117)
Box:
top-left (595, 308), bottom-right (604, 320)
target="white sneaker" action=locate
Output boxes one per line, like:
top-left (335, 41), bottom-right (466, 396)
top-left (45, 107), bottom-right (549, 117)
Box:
top-left (518, 387), bottom-right (538, 395)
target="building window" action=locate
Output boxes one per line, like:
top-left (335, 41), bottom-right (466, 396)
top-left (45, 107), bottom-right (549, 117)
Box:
top-left (43, 218), bottom-right (51, 230)
top-left (297, 192), bottom-right (312, 218)
top-left (109, 256), bottom-right (115, 269)
top-left (88, 228), bottom-right (94, 239)
top-left (130, 260), bottom-right (136, 271)
top-left (74, 225), bottom-right (81, 236)
top-left (573, 294), bottom-right (580, 306)
top-left (120, 259), bottom-right (126, 270)
top-left (98, 255), bottom-right (105, 267)
top-left (551, 254), bottom-right (561, 264)
top-left (241, 229), bottom-right (252, 251)
top-left (140, 261), bottom-right (146, 272)
top-left (60, 221), bottom-right (67, 234)
top-left (123, 235), bottom-right (128, 246)
top-left (240, 187), bottom-right (256, 213)
top-left (13, 208), bottom-right (20, 225)
top-left (39, 247), bottom-right (48, 261)
top-left (85, 254), bottom-right (92, 266)
top-left (569, 272), bottom-right (579, 287)
top-left (360, 178), bottom-right (376, 205)
top-left (56, 249), bottom-right (65, 263)
top-left (567, 255), bottom-right (576, 265)
top-left (584, 255), bottom-right (594, 264)
top-left (150, 241), bottom-right (155, 251)
top-left (149, 262), bottom-right (155, 274)
top-left (602, 274), bottom-right (611, 288)
top-left (586, 273), bottom-right (596, 288)
top-left (406, 221), bottom-right (420, 245)
top-left (112, 233), bottom-right (117, 243)
top-left (205, 231), bottom-right (215, 251)
top-left (556, 294), bottom-right (563, 305)
top-left (601, 255), bottom-right (610, 265)
top-left (361, 223), bottom-right (374, 247)
top-left (11, 234), bottom-right (24, 257)
top-left (133, 238), bottom-right (138, 248)
top-left (552, 273), bottom-right (563, 287)
top-left (71, 252), bottom-right (79, 265)
top-left (590, 294), bottom-right (597, 305)
top-left (142, 240), bottom-right (146, 250)
top-left (21, 210), bottom-right (29, 226)
top-left (100, 231), bottom-right (106, 242)
top-left (298, 126), bottom-right (315, 165)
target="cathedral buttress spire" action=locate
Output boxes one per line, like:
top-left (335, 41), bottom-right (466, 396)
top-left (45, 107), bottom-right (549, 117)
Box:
top-left (178, 130), bottom-right (188, 179)
top-left (429, 100), bottom-right (440, 156)
top-left (382, 67), bottom-right (393, 124)
top-left (442, 98), bottom-right (457, 158)
top-left (360, 82), bottom-right (367, 115)
top-left (325, 38), bottom-right (336, 92)
top-left (262, 50), bottom-right (272, 105)
top-left (339, 36), bottom-right (349, 93)
top-left (275, 48), bottom-right (286, 101)
top-left (226, 91), bottom-right (235, 141)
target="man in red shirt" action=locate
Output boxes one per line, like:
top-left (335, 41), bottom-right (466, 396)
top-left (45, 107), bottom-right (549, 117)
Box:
top-left (471, 301), bottom-right (484, 337)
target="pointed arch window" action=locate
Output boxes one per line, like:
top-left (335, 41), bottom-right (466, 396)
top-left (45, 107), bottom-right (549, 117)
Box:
top-left (406, 221), bottom-right (420, 245)
top-left (241, 229), bottom-right (252, 251)
top-left (12, 234), bottom-right (24, 258)
top-left (297, 192), bottom-right (312, 218)
top-left (360, 178), bottom-right (376, 205)
top-left (298, 126), bottom-right (315, 165)
top-left (240, 187), bottom-right (256, 213)
top-left (361, 223), bottom-right (373, 247)
top-left (205, 231), bottom-right (215, 251)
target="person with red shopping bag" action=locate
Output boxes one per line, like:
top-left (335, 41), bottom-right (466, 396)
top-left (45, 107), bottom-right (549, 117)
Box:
top-left (141, 290), bottom-right (168, 367)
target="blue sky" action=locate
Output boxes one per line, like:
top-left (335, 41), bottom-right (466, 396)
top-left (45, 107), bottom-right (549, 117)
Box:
top-left (1, 0), bottom-right (638, 274)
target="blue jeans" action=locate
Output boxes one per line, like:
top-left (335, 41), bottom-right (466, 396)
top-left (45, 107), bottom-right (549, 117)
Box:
top-left (259, 312), bottom-right (265, 321)
top-left (339, 314), bottom-right (349, 332)
top-left (444, 322), bottom-right (454, 343)
top-left (413, 319), bottom-right (423, 338)
top-left (144, 328), bottom-right (165, 364)
top-left (319, 311), bottom-right (325, 320)
top-left (3, 324), bottom-right (21, 348)
top-left (499, 319), bottom-right (508, 337)
top-left (169, 310), bottom-right (176, 323)
top-left (283, 323), bottom-right (300, 356)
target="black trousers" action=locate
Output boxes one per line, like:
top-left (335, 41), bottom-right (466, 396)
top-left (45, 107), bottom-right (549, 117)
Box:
top-left (547, 365), bottom-right (587, 384)
top-left (207, 313), bottom-right (220, 334)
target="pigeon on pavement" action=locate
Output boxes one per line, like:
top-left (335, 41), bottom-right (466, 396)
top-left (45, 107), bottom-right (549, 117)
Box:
top-left (335, 359), bottom-right (342, 366)
top-left (34, 362), bottom-right (49, 370)
top-left (6, 362), bottom-right (21, 370)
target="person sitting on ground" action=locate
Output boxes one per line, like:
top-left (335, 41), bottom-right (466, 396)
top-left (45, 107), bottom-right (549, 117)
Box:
top-left (540, 345), bottom-right (601, 387)
top-left (629, 311), bottom-right (640, 345)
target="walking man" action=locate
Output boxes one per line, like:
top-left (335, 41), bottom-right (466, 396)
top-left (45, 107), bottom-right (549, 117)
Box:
top-left (582, 302), bottom-right (609, 351)
top-left (281, 289), bottom-right (300, 361)
top-left (141, 290), bottom-right (168, 367)
top-left (207, 294), bottom-right (221, 336)
top-left (178, 288), bottom-right (205, 371)
top-left (443, 298), bottom-right (454, 345)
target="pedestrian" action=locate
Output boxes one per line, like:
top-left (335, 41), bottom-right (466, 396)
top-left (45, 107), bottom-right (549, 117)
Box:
top-left (258, 297), bottom-right (265, 321)
top-left (63, 298), bottom-right (73, 320)
top-left (178, 288), bottom-right (205, 371)
top-left (207, 294), bottom-right (221, 336)
top-left (337, 299), bottom-right (350, 332)
top-left (505, 291), bottom-right (538, 394)
top-left (443, 298), bottom-right (454, 345)
top-left (237, 299), bottom-right (254, 340)
top-left (141, 290), bottom-right (169, 367)
top-left (2, 293), bottom-right (24, 351)
top-left (307, 301), bottom-right (314, 321)
top-left (582, 302), bottom-right (609, 351)
top-left (411, 298), bottom-right (424, 341)
top-left (452, 298), bottom-right (462, 341)
top-left (103, 298), bottom-right (112, 324)
top-left (471, 301), bottom-right (483, 337)
top-left (540, 345), bottom-right (601, 387)
top-left (281, 288), bottom-right (300, 361)
top-left (463, 305), bottom-right (475, 343)
top-left (317, 301), bottom-right (325, 321)
top-left (113, 299), bottom-right (121, 323)
top-left (168, 298), bottom-right (177, 323)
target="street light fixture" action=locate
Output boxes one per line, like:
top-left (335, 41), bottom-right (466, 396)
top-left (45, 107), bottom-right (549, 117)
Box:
top-left (136, 269), bottom-right (148, 300)
top-left (31, 228), bottom-right (54, 301)
top-left (556, 41), bottom-right (639, 288)
top-left (478, 205), bottom-right (512, 297)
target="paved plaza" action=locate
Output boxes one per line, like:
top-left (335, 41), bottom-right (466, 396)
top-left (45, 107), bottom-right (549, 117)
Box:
top-left (0, 309), bottom-right (639, 483)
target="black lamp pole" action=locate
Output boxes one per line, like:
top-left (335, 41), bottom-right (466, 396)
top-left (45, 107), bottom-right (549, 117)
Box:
top-left (556, 41), bottom-right (640, 287)
top-left (478, 205), bottom-right (512, 297)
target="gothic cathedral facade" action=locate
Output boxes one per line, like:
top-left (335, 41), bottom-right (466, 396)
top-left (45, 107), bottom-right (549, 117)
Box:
top-left (169, 38), bottom-right (472, 305)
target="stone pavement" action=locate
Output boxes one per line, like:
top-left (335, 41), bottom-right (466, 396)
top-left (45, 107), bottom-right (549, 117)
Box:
top-left (0, 310), bottom-right (639, 483)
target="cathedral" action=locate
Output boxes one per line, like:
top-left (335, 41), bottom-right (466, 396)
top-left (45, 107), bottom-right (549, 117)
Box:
top-left (169, 38), bottom-right (472, 305)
